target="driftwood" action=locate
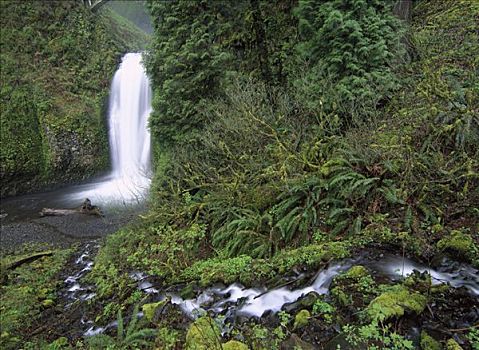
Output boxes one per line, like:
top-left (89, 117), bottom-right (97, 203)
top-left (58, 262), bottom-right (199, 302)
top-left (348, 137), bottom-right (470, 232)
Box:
top-left (40, 198), bottom-right (103, 217)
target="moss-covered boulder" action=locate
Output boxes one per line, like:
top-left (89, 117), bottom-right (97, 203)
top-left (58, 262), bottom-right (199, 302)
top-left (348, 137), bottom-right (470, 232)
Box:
top-left (437, 230), bottom-right (478, 262)
top-left (366, 285), bottom-right (427, 322)
top-left (223, 340), bottom-right (249, 350)
top-left (185, 316), bottom-right (221, 350)
top-left (420, 331), bottom-right (442, 350)
top-left (293, 309), bottom-right (310, 330)
top-left (445, 339), bottom-right (463, 350)
top-left (283, 291), bottom-right (320, 313)
top-left (142, 299), bottom-right (169, 323)
top-left (330, 265), bottom-right (376, 308)
top-left (404, 271), bottom-right (432, 293)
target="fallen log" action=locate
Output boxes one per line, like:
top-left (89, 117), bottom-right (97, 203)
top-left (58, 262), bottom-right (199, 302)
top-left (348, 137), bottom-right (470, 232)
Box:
top-left (39, 198), bottom-right (103, 217)
top-left (1, 251), bottom-right (54, 284)
top-left (3, 251), bottom-right (54, 271)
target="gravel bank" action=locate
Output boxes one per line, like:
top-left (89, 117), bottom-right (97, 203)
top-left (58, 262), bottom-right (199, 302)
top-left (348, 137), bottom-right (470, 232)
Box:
top-left (0, 210), bottom-right (141, 255)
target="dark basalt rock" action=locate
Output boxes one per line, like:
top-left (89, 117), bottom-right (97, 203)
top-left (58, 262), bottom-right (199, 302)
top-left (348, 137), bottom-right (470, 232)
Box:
top-left (282, 291), bottom-right (321, 313)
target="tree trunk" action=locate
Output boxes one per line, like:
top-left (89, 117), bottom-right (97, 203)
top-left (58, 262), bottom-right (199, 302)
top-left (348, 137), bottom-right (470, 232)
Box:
top-left (393, 0), bottom-right (417, 62)
top-left (393, 0), bottom-right (412, 22)
top-left (250, 0), bottom-right (271, 83)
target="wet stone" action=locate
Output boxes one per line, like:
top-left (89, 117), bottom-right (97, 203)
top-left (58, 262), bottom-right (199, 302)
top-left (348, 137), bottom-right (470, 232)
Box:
top-left (282, 291), bottom-right (320, 313)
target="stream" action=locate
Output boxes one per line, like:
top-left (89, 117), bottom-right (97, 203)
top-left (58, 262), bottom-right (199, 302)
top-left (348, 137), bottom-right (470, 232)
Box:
top-left (61, 243), bottom-right (478, 337)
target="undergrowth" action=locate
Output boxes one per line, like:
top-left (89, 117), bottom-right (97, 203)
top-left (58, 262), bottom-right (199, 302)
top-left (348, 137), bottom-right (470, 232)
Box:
top-left (8, 0), bottom-right (477, 348)
top-left (0, 247), bottom-right (73, 349)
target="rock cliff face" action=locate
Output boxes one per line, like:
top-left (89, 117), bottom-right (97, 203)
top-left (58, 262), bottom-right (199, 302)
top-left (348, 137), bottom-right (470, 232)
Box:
top-left (0, 0), bottom-right (149, 197)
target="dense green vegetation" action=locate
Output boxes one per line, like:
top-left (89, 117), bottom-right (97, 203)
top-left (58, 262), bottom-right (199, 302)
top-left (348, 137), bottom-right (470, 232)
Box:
top-left (0, 0), bottom-right (149, 197)
top-left (84, 0), bottom-right (478, 348)
top-left (0, 246), bottom-right (74, 348)
top-left (1, 0), bottom-right (478, 349)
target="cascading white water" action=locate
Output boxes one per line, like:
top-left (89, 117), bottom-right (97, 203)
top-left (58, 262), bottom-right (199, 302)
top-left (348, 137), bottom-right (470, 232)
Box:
top-left (109, 53), bottom-right (151, 180)
top-left (71, 53), bottom-right (152, 204)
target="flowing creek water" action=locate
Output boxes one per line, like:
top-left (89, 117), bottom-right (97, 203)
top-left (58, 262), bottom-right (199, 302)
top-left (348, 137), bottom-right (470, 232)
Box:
top-left (64, 244), bottom-right (477, 337)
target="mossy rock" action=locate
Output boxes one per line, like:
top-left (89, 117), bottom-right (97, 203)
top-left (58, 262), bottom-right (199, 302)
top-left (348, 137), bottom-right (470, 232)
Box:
top-left (437, 230), bottom-right (477, 261)
top-left (404, 271), bottom-right (432, 293)
top-left (343, 265), bottom-right (369, 279)
top-left (180, 284), bottom-right (196, 299)
top-left (445, 339), bottom-right (463, 350)
top-left (185, 316), bottom-right (221, 350)
top-left (281, 334), bottom-right (316, 350)
top-left (142, 299), bottom-right (168, 323)
top-left (330, 265), bottom-right (376, 308)
top-left (223, 340), bottom-right (249, 350)
top-left (421, 331), bottom-right (442, 350)
top-left (366, 285), bottom-right (427, 322)
top-left (293, 309), bottom-right (310, 330)
top-left (430, 283), bottom-right (450, 294)
top-left (283, 291), bottom-right (320, 313)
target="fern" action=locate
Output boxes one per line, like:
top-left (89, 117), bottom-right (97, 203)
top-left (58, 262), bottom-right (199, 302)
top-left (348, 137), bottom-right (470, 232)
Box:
top-left (212, 208), bottom-right (272, 258)
top-left (272, 175), bottom-right (322, 245)
top-left (404, 206), bottom-right (413, 231)
top-left (87, 305), bottom-right (156, 350)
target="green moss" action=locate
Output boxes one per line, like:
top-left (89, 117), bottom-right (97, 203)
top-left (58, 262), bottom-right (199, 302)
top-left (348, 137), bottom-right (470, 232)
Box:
top-left (437, 230), bottom-right (478, 261)
top-left (360, 224), bottom-right (425, 256)
top-left (180, 255), bottom-right (259, 287)
top-left (179, 241), bottom-right (350, 287)
top-left (343, 265), bottom-right (369, 279)
top-left (272, 241), bottom-right (351, 274)
top-left (446, 339), bottom-right (463, 350)
top-left (185, 317), bottom-right (222, 350)
top-left (330, 265), bottom-right (376, 308)
top-left (421, 331), bottom-right (442, 350)
top-left (404, 271), bottom-right (432, 293)
top-left (142, 299), bottom-right (168, 323)
top-left (293, 310), bottom-right (311, 330)
top-left (50, 337), bottom-right (69, 347)
top-left (41, 299), bottom-right (54, 308)
top-left (366, 285), bottom-right (427, 322)
top-left (223, 340), bottom-right (249, 350)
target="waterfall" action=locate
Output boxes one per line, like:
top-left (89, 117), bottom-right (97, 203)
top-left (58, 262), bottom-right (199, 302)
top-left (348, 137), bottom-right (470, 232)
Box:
top-left (71, 53), bottom-right (152, 204)
top-left (109, 53), bottom-right (151, 180)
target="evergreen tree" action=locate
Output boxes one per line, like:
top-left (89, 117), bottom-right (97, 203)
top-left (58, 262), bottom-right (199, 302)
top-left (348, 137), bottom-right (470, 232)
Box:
top-left (145, 0), bottom-right (231, 145)
top-left (295, 0), bottom-right (403, 122)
